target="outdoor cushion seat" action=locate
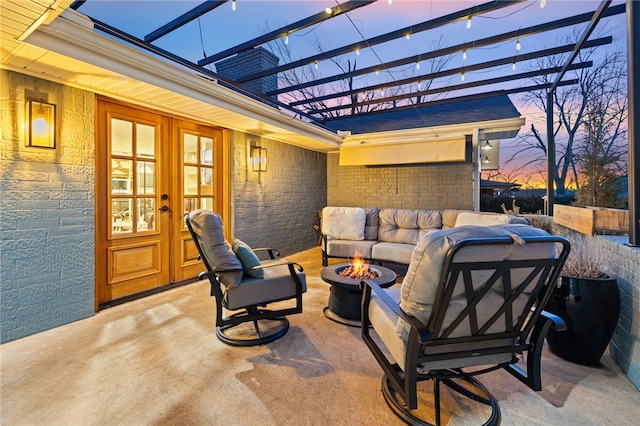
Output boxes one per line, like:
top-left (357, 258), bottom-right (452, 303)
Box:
top-left (371, 242), bottom-right (416, 265)
top-left (361, 224), bottom-right (570, 425)
top-left (186, 209), bottom-right (306, 346)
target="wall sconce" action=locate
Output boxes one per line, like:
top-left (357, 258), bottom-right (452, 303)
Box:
top-left (482, 155), bottom-right (491, 163)
top-left (250, 144), bottom-right (267, 172)
top-left (482, 140), bottom-right (493, 150)
top-left (27, 99), bottom-right (56, 148)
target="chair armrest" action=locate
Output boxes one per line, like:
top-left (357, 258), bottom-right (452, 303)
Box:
top-left (361, 279), bottom-right (432, 342)
top-left (255, 262), bottom-right (304, 273)
top-left (252, 247), bottom-right (280, 260)
top-left (540, 309), bottom-right (567, 332)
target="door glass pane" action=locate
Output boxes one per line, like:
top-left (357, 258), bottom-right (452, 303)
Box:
top-left (201, 137), bottom-right (213, 165)
top-left (184, 133), bottom-right (198, 164)
top-left (112, 199), bottom-right (133, 234)
top-left (112, 159), bottom-right (132, 194)
top-left (137, 161), bottom-right (155, 194)
top-left (184, 166), bottom-right (198, 195)
top-left (200, 168), bottom-right (213, 195)
top-left (137, 198), bottom-right (155, 231)
top-left (201, 198), bottom-right (213, 211)
top-left (136, 124), bottom-right (155, 158)
top-left (184, 198), bottom-right (197, 215)
top-left (111, 119), bottom-right (133, 156)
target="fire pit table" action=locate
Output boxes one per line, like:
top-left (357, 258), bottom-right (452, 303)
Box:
top-left (321, 263), bottom-right (397, 327)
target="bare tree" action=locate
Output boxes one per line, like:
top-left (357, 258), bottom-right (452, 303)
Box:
top-left (509, 30), bottom-right (627, 195)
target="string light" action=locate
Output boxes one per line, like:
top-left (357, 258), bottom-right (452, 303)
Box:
top-left (466, 16), bottom-right (472, 29)
top-left (418, 81), bottom-right (422, 90)
top-left (540, 0), bottom-right (547, 8)
top-left (388, 0), bottom-right (393, 4)
top-left (516, 39), bottom-right (521, 51)
top-left (512, 61), bottom-right (517, 70)
top-left (232, 0), bottom-right (236, 11)
top-left (405, 33), bottom-right (411, 40)
top-left (284, 34), bottom-right (289, 45)
top-left (461, 72), bottom-right (465, 81)
top-left (314, 60), bottom-right (319, 70)
top-left (325, 7), bottom-right (332, 14)
top-left (462, 49), bottom-right (467, 60)
top-left (355, 48), bottom-right (360, 55)
top-left (375, 70), bottom-right (379, 76)
top-left (416, 61), bottom-right (420, 70)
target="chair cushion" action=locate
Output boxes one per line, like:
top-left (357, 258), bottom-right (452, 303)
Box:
top-left (322, 207), bottom-right (366, 240)
top-left (454, 211), bottom-right (511, 227)
top-left (325, 239), bottom-right (378, 260)
top-left (225, 260), bottom-right (307, 310)
top-left (188, 210), bottom-right (243, 288)
top-left (232, 239), bottom-right (264, 279)
top-left (371, 242), bottom-right (415, 265)
top-left (363, 207), bottom-right (380, 241)
top-left (378, 209), bottom-right (442, 245)
top-left (396, 224), bottom-right (553, 340)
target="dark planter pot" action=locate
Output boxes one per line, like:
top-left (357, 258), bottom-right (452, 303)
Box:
top-left (545, 275), bottom-right (620, 366)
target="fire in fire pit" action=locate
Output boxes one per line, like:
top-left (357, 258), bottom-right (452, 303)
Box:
top-left (338, 253), bottom-right (379, 280)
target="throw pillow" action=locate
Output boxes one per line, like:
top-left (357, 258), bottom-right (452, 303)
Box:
top-left (454, 211), bottom-right (511, 227)
top-left (322, 206), bottom-right (366, 240)
top-left (232, 239), bottom-right (264, 279)
top-left (188, 210), bottom-right (243, 287)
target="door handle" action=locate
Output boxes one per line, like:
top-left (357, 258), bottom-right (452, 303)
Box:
top-left (158, 206), bottom-right (170, 212)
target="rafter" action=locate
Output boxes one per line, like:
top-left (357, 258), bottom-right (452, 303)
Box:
top-left (307, 62), bottom-right (593, 115)
top-left (266, 3), bottom-right (625, 97)
top-left (198, 0), bottom-right (377, 66)
top-left (145, 1), bottom-right (228, 43)
top-left (288, 36), bottom-right (611, 108)
top-left (235, 0), bottom-right (525, 84)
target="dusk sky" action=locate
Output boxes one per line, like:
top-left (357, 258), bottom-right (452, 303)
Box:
top-left (76, 0), bottom-right (628, 187)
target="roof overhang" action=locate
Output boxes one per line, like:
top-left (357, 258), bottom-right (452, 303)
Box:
top-left (1, 7), bottom-right (342, 152)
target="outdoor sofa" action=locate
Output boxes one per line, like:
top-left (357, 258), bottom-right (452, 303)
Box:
top-left (321, 206), bottom-right (530, 266)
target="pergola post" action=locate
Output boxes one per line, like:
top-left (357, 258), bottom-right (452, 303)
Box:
top-left (546, 91), bottom-right (555, 216)
top-left (628, 0), bottom-right (639, 245)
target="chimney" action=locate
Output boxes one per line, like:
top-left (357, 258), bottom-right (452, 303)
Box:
top-left (215, 47), bottom-right (279, 104)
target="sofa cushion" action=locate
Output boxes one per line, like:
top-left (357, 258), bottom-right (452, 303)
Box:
top-left (325, 240), bottom-right (378, 260)
top-left (396, 224), bottom-right (553, 340)
top-left (363, 207), bottom-right (380, 241)
top-left (378, 209), bottom-right (442, 245)
top-left (232, 239), bottom-right (264, 279)
top-left (454, 211), bottom-right (511, 227)
top-left (371, 242), bottom-right (415, 265)
top-left (322, 206), bottom-right (366, 240)
top-left (188, 210), bottom-right (243, 288)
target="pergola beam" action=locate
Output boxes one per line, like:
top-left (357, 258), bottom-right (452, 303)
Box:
top-left (318, 80), bottom-right (579, 122)
top-left (145, 1), bottom-right (228, 43)
top-left (307, 62), bottom-right (592, 115)
top-left (266, 4), bottom-right (625, 97)
top-left (198, 0), bottom-right (377, 66)
top-left (235, 0), bottom-right (525, 84)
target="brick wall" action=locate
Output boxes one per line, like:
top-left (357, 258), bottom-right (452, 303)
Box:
top-left (232, 132), bottom-right (326, 256)
top-left (326, 153), bottom-right (474, 210)
top-left (215, 47), bottom-right (279, 102)
top-left (0, 70), bottom-right (95, 343)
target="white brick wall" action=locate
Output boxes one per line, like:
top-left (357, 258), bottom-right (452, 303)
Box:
top-left (1, 70), bottom-right (95, 343)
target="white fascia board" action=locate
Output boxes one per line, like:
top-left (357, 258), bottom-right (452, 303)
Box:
top-left (26, 9), bottom-right (342, 147)
top-left (341, 117), bottom-right (526, 146)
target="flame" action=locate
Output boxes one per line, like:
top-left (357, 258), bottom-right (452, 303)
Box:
top-left (351, 251), bottom-right (369, 275)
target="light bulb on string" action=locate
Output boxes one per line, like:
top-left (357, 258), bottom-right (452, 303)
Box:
top-left (516, 40), bottom-right (521, 51)
top-left (232, 0), bottom-right (236, 11)
top-left (388, 0), bottom-right (393, 4)
top-left (512, 61), bottom-right (517, 70)
top-left (461, 72), bottom-right (465, 81)
top-left (355, 48), bottom-right (360, 56)
top-left (466, 16), bottom-right (472, 29)
top-left (418, 81), bottom-right (422, 90)
top-left (325, 7), bottom-right (332, 14)
top-left (375, 70), bottom-right (379, 76)
top-left (462, 49), bottom-right (467, 60)
top-left (540, 0), bottom-right (547, 8)
top-left (284, 34), bottom-right (289, 45)
top-left (416, 61), bottom-right (420, 70)
top-left (314, 61), bottom-right (319, 70)
top-left (406, 33), bottom-right (411, 40)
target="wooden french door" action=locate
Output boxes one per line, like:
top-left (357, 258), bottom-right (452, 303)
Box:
top-left (95, 98), bottom-right (228, 307)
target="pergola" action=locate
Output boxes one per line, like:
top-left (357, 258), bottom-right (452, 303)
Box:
top-left (54, 1), bottom-right (640, 244)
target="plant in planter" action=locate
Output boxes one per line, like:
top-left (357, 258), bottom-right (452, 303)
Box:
top-left (545, 232), bottom-right (620, 366)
